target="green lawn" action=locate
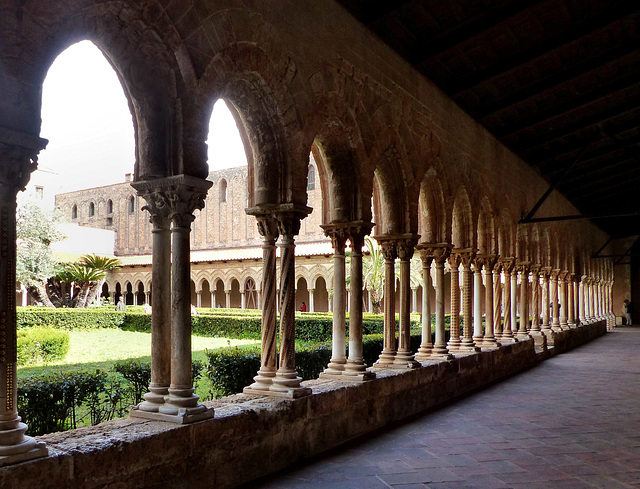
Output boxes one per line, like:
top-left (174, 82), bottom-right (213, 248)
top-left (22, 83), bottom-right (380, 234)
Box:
top-left (18, 329), bottom-right (259, 379)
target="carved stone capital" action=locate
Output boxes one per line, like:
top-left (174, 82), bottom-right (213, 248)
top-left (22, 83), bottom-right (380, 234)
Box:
top-left (541, 266), bottom-right (552, 277)
top-left (558, 270), bottom-right (569, 281)
top-left (373, 234), bottom-right (417, 262)
top-left (396, 234), bottom-right (419, 261)
top-left (378, 240), bottom-right (397, 262)
top-left (529, 264), bottom-right (541, 275)
top-left (452, 248), bottom-right (476, 268)
top-left (551, 268), bottom-right (561, 280)
top-left (0, 128), bottom-right (48, 198)
top-left (322, 225), bottom-right (349, 253)
top-left (132, 175), bottom-right (212, 228)
top-left (417, 242), bottom-right (452, 266)
top-left (477, 254), bottom-right (498, 271)
top-left (516, 261), bottom-right (531, 275)
top-left (256, 216), bottom-right (279, 243)
top-left (500, 257), bottom-right (516, 274)
top-left (322, 220), bottom-right (373, 253)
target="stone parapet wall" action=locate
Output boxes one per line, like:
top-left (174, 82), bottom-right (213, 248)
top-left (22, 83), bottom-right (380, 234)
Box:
top-left (0, 322), bottom-right (606, 489)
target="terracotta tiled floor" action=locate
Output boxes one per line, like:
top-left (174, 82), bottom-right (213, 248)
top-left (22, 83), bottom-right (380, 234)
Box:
top-left (253, 328), bottom-right (640, 489)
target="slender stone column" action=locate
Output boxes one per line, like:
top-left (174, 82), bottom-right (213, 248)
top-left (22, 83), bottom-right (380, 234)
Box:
top-left (516, 263), bottom-right (531, 340)
top-left (431, 245), bottom-right (453, 358)
top-left (541, 267), bottom-right (552, 336)
top-left (367, 288), bottom-right (372, 313)
top-left (492, 260), bottom-right (503, 341)
top-left (210, 291), bottom-right (215, 308)
top-left (344, 225), bottom-right (375, 380)
top-left (415, 248), bottom-right (434, 360)
top-left (597, 280), bottom-right (604, 319)
top-left (551, 269), bottom-right (562, 331)
top-left (196, 290), bottom-right (202, 308)
top-left (510, 270), bottom-right (518, 335)
top-left (308, 288), bottom-right (315, 312)
top-left (411, 287), bottom-right (418, 314)
top-left (481, 255), bottom-right (499, 349)
top-left (225, 290), bottom-right (231, 308)
top-left (529, 266), bottom-right (541, 334)
top-left (321, 225), bottom-right (348, 376)
top-left (447, 252), bottom-right (463, 352)
top-left (459, 250), bottom-right (478, 351)
top-left (154, 177), bottom-right (213, 421)
top-left (244, 216), bottom-right (279, 394)
top-left (579, 275), bottom-right (586, 324)
top-left (501, 258), bottom-right (516, 342)
top-left (131, 183), bottom-right (172, 413)
top-left (567, 274), bottom-right (576, 327)
top-left (374, 237), bottom-right (398, 366)
top-left (240, 291), bottom-right (246, 309)
top-left (559, 271), bottom-right (569, 329)
top-left (394, 236), bottom-right (421, 367)
top-left (472, 259), bottom-right (484, 346)
top-left (0, 132), bottom-right (49, 465)
top-left (270, 208), bottom-right (312, 397)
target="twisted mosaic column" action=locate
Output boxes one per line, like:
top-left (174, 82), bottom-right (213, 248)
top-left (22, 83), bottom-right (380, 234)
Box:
top-left (270, 212), bottom-right (311, 397)
top-left (447, 252), bottom-right (463, 352)
top-left (472, 257), bottom-right (484, 347)
top-left (244, 216), bottom-right (278, 394)
top-left (460, 251), bottom-right (477, 350)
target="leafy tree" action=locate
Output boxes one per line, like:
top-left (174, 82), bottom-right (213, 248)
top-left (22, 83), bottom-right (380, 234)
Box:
top-left (16, 201), bottom-right (64, 307)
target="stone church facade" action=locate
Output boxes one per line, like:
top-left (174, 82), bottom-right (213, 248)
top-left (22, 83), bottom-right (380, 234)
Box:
top-left (55, 161), bottom-right (335, 312)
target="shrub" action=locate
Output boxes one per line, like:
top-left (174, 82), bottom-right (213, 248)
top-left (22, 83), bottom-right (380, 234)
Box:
top-left (204, 334), bottom-right (423, 398)
top-left (17, 327), bottom-right (69, 366)
top-left (17, 370), bottom-right (126, 436)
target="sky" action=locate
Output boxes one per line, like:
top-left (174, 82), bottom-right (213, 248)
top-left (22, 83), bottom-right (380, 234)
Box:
top-left (34, 40), bottom-right (246, 200)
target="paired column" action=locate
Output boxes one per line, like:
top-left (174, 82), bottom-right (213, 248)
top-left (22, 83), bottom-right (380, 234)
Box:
top-left (459, 250), bottom-right (478, 351)
top-left (579, 275), bottom-right (586, 324)
top-left (500, 258), bottom-right (516, 342)
top-left (0, 132), bottom-right (49, 465)
top-left (244, 216), bottom-right (279, 394)
top-left (415, 246), bottom-right (434, 360)
top-left (480, 255), bottom-right (499, 349)
top-left (492, 260), bottom-right (503, 342)
top-left (270, 209), bottom-right (312, 397)
top-left (374, 237), bottom-right (398, 366)
top-left (134, 185), bottom-right (172, 413)
top-left (308, 288), bottom-right (315, 312)
top-left (567, 274), bottom-right (576, 327)
top-left (516, 262), bottom-right (531, 340)
top-left (132, 175), bottom-right (214, 423)
top-left (472, 258), bottom-right (484, 347)
top-left (447, 252), bottom-right (463, 352)
top-left (541, 267), bottom-right (553, 337)
top-left (321, 226), bottom-right (348, 376)
top-left (394, 236), bottom-right (421, 367)
top-left (529, 266), bottom-right (541, 335)
top-left (344, 226), bottom-right (375, 379)
top-left (558, 271), bottom-right (569, 329)
top-left (550, 270), bottom-right (562, 331)
top-left (431, 245), bottom-right (453, 358)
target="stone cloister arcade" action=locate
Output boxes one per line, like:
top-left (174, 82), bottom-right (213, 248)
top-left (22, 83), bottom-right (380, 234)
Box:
top-left (0, 0), bottom-right (620, 484)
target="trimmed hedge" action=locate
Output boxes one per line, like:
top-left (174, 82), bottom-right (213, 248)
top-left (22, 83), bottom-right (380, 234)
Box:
top-left (205, 333), bottom-right (423, 398)
top-left (17, 328), bottom-right (69, 366)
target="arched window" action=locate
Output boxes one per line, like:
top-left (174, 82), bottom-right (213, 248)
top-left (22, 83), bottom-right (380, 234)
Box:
top-left (107, 199), bottom-right (113, 214)
top-left (129, 196), bottom-right (135, 214)
top-left (307, 165), bottom-right (316, 191)
top-left (89, 202), bottom-right (95, 217)
top-left (72, 205), bottom-right (78, 219)
top-left (219, 179), bottom-right (228, 202)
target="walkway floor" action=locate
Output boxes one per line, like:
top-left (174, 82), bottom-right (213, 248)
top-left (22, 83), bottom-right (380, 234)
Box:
top-left (253, 327), bottom-right (640, 489)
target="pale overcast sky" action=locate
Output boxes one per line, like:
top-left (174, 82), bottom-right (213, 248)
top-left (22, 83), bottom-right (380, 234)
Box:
top-left (35, 40), bottom-right (246, 199)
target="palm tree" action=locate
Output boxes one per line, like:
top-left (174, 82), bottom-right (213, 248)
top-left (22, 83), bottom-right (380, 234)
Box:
top-left (81, 255), bottom-right (122, 306)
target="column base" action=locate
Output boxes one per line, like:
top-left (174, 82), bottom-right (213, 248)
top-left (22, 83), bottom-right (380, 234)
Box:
top-left (243, 368), bottom-right (277, 394)
top-left (0, 438), bottom-right (48, 468)
top-left (320, 369), bottom-right (375, 381)
top-left (529, 331), bottom-right (548, 349)
top-left (136, 385), bottom-right (169, 412)
top-left (322, 358), bottom-right (347, 376)
top-left (479, 337), bottom-right (501, 350)
top-left (392, 349), bottom-right (421, 368)
top-left (414, 346), bottom-right (433, 361)
top-left (374, 348), bottom-right (397, 366)
top-left (268, 371), bottom-right (312, 398)
top-left (130, 405), bottom-right (214, 424)
top-left (515, 331), bottom-right (532, 340)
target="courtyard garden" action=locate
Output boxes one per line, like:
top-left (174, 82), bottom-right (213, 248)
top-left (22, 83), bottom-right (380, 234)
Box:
top-left (17, 305), bottom-right (448, 436)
